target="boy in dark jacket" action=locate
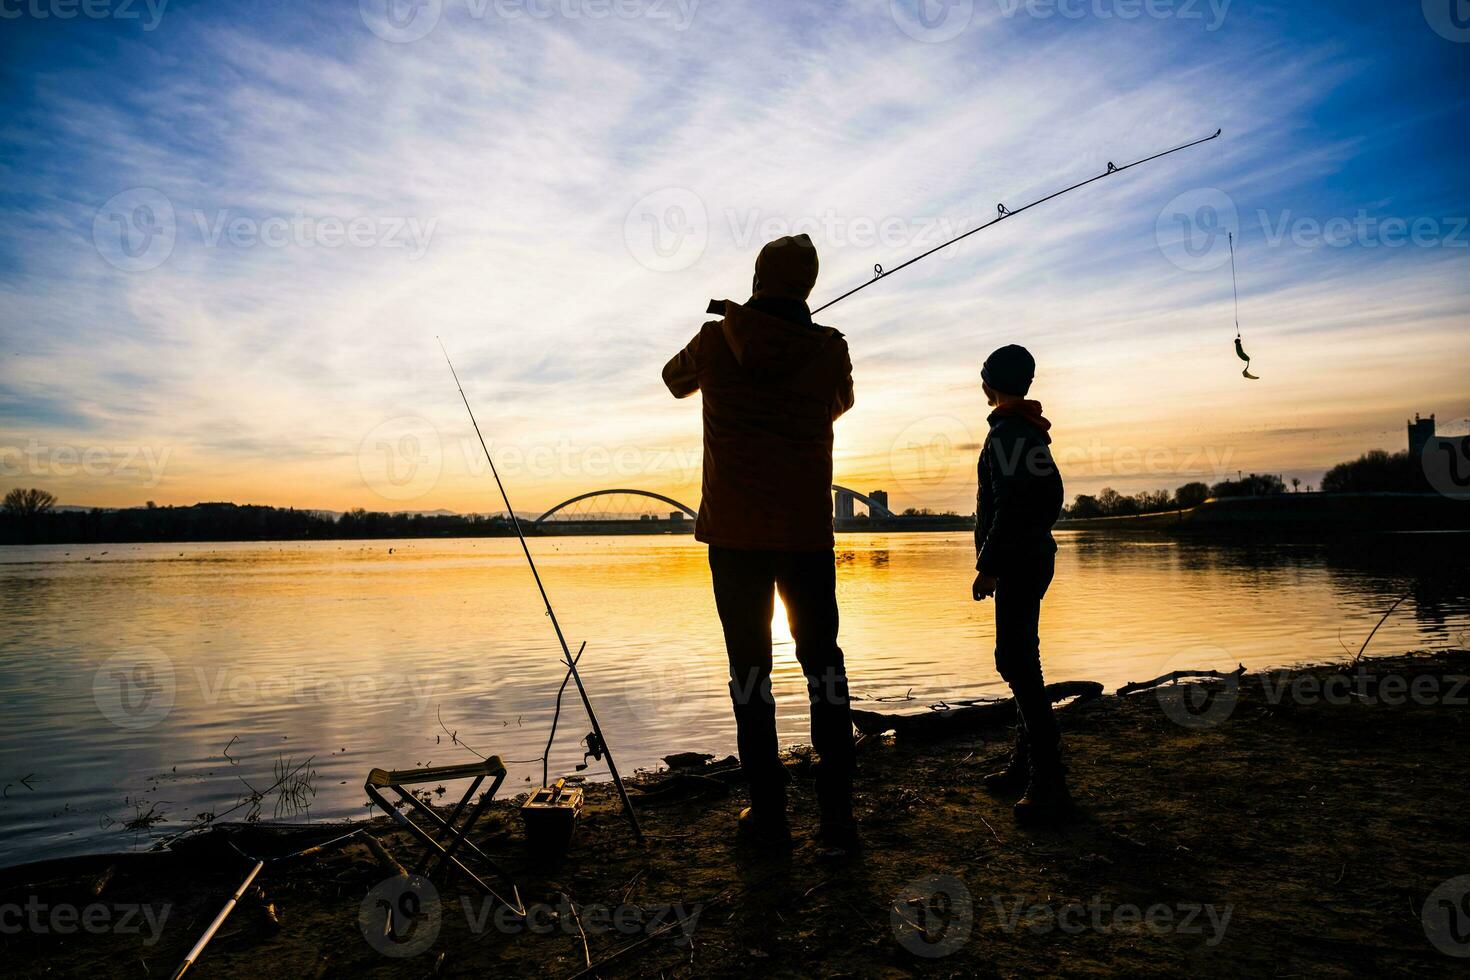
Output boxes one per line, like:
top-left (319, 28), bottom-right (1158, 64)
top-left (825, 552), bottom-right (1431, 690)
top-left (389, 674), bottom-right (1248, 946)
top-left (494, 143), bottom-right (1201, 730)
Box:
top-left (663, 234), bottom-right (858, 855)
top-left (972, 344), bottom-right (1071, 823)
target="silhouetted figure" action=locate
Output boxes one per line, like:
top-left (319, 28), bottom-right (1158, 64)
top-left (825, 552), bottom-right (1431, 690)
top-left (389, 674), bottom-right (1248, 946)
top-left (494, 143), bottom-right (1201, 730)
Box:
top-left (663, 234), bottom-right (858, 855)
top-left (971, 345), bottom-right (1072, 824)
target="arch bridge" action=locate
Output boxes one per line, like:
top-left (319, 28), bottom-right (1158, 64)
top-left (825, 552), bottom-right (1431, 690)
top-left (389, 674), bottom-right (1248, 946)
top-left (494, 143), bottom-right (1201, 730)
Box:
top-left (533, 486), bottom-right (893, 523)
top-left (534, 489), bottom-right (697, 524)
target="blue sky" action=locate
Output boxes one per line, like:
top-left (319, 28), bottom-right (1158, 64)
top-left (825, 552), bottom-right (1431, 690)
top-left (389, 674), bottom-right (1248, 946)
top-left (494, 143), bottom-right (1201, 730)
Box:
top-left (1, 0), bottom-right (1467, 513)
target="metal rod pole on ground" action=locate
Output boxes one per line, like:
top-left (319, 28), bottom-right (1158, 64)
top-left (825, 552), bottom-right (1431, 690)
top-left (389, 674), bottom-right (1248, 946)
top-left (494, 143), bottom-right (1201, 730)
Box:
top-left (168, 859), bottom-right (264, 980)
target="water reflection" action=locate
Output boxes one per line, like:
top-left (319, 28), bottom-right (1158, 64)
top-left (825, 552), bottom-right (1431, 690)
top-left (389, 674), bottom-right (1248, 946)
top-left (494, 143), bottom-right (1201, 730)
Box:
top-left (0, 531), bottom-right (1465, 863)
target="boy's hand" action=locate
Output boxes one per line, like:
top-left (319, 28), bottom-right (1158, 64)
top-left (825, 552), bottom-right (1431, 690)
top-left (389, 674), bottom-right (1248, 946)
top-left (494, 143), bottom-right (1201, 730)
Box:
top-left (972, 572), bottom-right (997, 601)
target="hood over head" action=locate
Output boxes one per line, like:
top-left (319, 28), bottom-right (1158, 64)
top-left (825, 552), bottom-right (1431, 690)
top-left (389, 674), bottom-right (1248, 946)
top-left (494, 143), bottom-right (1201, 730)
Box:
top-left (752, 234), bottom-right (819, 301)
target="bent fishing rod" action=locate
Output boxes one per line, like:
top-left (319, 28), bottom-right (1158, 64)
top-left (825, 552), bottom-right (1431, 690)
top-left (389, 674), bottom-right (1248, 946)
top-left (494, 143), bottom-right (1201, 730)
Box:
top-left (710, 128), bottom-right (1223, 318)
top-left (438, 338), bottom-right (644, 844)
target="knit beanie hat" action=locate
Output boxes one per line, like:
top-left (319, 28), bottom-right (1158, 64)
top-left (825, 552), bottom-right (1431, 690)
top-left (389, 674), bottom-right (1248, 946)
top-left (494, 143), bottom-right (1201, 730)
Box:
top-left (981, 344), bottom-right (1036, 397)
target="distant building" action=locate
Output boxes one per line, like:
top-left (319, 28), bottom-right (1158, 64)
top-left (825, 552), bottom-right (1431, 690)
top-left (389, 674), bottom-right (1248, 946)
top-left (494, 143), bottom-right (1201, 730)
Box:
top-left (834, 489), bottom-right (855, 520)
top-left (1409, 413), bottom-right (1437, 456)
top-left (868, 490), bottom-right (889, 516)
top-left (668, 511), bottom-right (686, 522)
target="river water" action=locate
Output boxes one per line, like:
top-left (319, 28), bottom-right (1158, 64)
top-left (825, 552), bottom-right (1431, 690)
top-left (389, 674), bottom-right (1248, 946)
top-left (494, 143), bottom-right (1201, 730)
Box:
top-left (2, 531), bottom-right (1466, 864)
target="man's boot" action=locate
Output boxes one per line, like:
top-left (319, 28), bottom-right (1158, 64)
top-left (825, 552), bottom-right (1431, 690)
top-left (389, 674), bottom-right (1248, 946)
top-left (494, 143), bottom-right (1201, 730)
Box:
top-left (981, 727), bottom-right (1030, 796)
top-left (1013, 740), bottom-right (1074, 826)
top-left (738, 783), bottom-right (792, 848)
top-left (814, 768), bottom-right (860, 858)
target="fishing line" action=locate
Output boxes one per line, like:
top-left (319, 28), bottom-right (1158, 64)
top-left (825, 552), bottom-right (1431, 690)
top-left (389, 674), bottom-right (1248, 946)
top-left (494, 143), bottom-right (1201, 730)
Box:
top-left (808, 127), bottom-right (1224, 316)
top-left (1229, 231), bottom-right (1258, 380)
top-left (438, 338), bottom-right (644, 843)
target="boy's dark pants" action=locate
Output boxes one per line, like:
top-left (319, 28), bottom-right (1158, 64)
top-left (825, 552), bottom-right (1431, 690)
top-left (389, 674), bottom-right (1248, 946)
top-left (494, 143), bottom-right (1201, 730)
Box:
top-left (993, 549), bottom-right (1059, 767)
top-left (708, 545), bottom-right (855, 812)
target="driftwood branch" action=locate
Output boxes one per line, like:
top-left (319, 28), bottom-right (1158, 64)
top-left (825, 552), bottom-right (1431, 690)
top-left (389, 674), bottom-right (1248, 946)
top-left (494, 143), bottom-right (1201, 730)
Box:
top-left (850, 680), bottom-right (1102, 739)
top-left (1116, 664), bottom-right (1246, 697)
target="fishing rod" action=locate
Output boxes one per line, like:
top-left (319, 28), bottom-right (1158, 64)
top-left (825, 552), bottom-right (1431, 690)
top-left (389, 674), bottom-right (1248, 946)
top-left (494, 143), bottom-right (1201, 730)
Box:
top-left (805, 127), bottom-right (1223, 316)
top-left (438, 338), bottom-right (644, 844)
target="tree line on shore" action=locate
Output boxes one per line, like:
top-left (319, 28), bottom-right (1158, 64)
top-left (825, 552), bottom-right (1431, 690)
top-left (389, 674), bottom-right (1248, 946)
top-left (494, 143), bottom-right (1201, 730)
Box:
top-left (0, 499), bottom-right (521, 545)
top-left (1063, 449), bottom-right (1433, 519)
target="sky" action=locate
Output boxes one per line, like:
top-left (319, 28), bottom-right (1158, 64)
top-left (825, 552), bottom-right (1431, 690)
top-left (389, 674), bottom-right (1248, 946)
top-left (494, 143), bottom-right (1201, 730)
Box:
top-left (1, 0), bottom-right (1467, 516)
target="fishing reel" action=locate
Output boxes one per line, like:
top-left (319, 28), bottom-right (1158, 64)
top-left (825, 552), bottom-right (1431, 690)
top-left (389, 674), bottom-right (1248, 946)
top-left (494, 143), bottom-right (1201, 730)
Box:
top-left (575, 731), bottom-right (606, 772)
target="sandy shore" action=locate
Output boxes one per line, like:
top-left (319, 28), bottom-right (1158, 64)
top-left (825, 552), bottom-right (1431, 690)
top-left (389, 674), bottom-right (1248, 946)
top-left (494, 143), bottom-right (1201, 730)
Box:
top-left (4, 648), bottom-right (1468, 978)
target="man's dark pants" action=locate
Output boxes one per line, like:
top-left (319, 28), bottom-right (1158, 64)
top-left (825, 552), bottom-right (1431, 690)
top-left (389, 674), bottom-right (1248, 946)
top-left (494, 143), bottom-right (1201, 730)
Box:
top-left (993, 548), bottom-right (1059, 767)
top-left (707, 545), bottom-right (855, 812)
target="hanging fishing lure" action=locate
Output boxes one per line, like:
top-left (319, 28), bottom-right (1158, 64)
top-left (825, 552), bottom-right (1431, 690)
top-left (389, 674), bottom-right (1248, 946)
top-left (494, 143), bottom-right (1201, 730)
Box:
top-left (1228, 232), bottom-right (1258, 380)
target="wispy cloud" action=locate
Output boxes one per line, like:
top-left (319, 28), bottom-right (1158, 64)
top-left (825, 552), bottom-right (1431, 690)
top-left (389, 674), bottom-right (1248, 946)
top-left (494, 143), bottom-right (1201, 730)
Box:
top-left (0, 0), bottom-right (1465, 510)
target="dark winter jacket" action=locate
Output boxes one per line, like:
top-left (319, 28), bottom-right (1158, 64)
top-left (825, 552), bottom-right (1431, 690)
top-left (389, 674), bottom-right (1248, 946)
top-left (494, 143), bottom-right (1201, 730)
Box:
top-left (663, 298), bottom-right (854, 551)
top-left (975, 406), bottom-right (1064, 575)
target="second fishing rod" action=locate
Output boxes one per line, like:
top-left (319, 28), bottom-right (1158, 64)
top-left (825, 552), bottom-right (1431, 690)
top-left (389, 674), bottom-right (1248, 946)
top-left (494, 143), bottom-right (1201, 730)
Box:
top-left (439, 338), bottom-right (644, 844)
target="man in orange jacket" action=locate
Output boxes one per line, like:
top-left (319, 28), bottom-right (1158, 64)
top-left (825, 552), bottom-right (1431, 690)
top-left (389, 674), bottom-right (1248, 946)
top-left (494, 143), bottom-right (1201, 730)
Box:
top-left (663, 233), bottom-right (858, 855)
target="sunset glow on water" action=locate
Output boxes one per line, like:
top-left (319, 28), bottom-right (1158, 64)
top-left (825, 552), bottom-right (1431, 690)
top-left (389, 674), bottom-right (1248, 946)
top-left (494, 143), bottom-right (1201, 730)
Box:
top-left (2, 531), bottom-right (1464, 863)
